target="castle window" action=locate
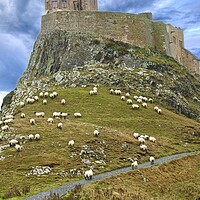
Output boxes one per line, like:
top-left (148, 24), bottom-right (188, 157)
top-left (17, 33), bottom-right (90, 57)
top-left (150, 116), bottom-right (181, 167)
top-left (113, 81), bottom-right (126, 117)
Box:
top-left (62, 0), bottom-right (67, 8)
top-left (173, 36), bottom-right (176, 44)
top-left (51, 0), bottom-right (58, 8)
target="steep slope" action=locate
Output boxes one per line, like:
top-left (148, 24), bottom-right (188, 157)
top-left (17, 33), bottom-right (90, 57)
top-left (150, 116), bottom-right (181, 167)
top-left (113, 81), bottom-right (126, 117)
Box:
top-left (2, 31), bottom-right (200, 121)
top-left (0, 87), bottom-right (200, 199)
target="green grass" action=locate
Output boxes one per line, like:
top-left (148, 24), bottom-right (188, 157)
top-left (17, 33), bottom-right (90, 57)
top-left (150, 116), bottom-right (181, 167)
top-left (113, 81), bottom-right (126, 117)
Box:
top-left (0, 86), bottom-right (200, 199)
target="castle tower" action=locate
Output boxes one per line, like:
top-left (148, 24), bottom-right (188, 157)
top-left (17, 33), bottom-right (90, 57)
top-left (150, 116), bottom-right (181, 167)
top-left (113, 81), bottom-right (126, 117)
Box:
top-left (45, 0), bottom-right (98, 12)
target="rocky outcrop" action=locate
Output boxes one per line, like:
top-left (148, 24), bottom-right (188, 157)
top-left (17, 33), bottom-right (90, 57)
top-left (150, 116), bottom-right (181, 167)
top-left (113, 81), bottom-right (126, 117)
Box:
top-left (2, 31), bottom-right (200, 121)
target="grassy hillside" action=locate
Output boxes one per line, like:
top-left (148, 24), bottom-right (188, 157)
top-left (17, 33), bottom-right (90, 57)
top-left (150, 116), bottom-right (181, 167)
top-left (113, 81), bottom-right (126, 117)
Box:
top-left (0, 86), bottom-right (200, 199)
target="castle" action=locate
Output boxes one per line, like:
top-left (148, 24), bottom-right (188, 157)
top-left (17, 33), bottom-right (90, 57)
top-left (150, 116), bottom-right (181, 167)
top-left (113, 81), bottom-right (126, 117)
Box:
top-left (43, 0), bottom-right (200, 75)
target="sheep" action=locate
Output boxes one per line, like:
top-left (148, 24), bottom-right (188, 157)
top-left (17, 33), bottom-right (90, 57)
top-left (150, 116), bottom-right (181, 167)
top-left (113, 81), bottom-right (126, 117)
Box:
top-left (125, 92), bottom-right (130, 98)
top-left (15, 144), bottom-right (23, 151)
top-left (34, 96), bottom-right (39, 101)
top-left (110, 89), bottom-right (114, 94)
top-left (43, 99), bottom-right (47, 105)
top-left (60, 113), bottom-right (69, 119)
top-left (9, 139), bottom-right (19, 147)
top-left (94, 130), bottom-right (100, 137)
top-left (20, 113), bottom-right (26, 118)
top-left (131, 160), bottom-right (138, 169)
top-left (154, 106), bottom-right (159, 111)
top-left (20, 101), bottom-right (25, 107)
top-left (52, 91), bottom-right (58, 97)
top-left (68, 140), bottom-right (75, 146)
top-left (74, 112), bottom-right (82, 118)
top-left (157, 108), bottom-right (162, 114)
top-left (34, 134), bottom-right (40, 140)
top-left (93, 87), bottom-right (98, 95)
top-left (142, 97), bottom-right (148, 102)
top-left (61, 99), bottom-right (66, 105)
top-left (142, 102), bottom-right (147, 108)
top-left (150, 156), bottom-right (155, 164)
top-left (53, 112), bottom-right (61, 118)
top-left (133, 132), bottom-right (140, 139)
top-left (133, 95), bottom-right (138, 100)
top-left (140, 144), bottom-right (147, 151)
top-left (3, 115), bottom-right (14, 120)
top-left (47, 118), bottom-right (54, 124)
top-left (132, 104), bottom-right (139, 109)
top-left (89, 90), bottom-right (94, 95)
top-left (30, 118), bottom-right (35, 125)
top-left (144, 135), bottom-right (149, 140)
top-left (57, 122), bottom-right (63, 129)
top-left (44, 92), bottom-right (49, 97)
top-left (137, 98), bottom-right (142, 104)
top-left (149, 136), bottom-right (156, 143)
top-left (127, 99), bottom-right (133, 104)
top-left (28, 134), bottom-right (34, 140)
top-left (84, 168), bottom-right (93, 180)
top-left (26, 98), bottom-right (35, 104)
top-left (138, 137), bottom-right (145, 144)
top-left (149, 98), bottom-right (153, 103)
top-left (0, 121), bottom-right (3, 125)
top-left (115, 89), bottom-right (121, 95)
top-left (39, 92), bottom-right (44, 97)
top-left (49, 93), bottom-right (54, 98)
top-left (1, 125), bottom-right (9, 131)
top-left (4, 118), bottom-right (14, 124)
top-left (121, 96), bottom-right (125, 101)
top-left (34, 112), bottom-right (45, 118)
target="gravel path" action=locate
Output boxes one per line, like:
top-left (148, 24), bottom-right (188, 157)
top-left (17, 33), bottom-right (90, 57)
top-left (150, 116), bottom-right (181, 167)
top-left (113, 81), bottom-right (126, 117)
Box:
top-left (25, 151), bottom-right (199, 200)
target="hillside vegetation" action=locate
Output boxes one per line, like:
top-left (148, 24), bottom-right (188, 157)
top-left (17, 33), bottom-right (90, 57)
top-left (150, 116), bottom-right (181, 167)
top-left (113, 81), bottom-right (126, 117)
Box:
top-left (0, 86), bottom-right (200, 199)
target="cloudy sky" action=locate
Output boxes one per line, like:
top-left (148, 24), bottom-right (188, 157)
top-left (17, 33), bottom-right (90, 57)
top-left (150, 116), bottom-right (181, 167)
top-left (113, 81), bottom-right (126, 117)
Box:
top-left (0, 0), bottom-right (200, 108)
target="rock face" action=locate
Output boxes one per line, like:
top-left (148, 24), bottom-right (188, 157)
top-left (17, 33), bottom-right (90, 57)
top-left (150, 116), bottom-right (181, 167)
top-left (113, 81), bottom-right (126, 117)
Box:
top-left (2, 31), bottom-right (200, 121)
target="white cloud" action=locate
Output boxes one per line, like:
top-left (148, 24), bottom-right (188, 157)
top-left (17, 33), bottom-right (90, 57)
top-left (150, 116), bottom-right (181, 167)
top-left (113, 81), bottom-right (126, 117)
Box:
top-left (0, 91), bottom-right (9, 110)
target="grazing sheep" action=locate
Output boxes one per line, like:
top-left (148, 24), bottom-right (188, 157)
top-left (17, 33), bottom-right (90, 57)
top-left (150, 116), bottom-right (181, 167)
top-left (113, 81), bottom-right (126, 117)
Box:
top-left (127, 99), bottom-right (133, 104)
top-left (149, 136), bottom-right (156, 143)
top-left (20, 101), bottom-right (25, 107)
top-left (30, 118), bottom-right (35, 125)
top-left (4, 118), bottom-right (14, 124)
top-left (43, 99), bottom-right (47, 105)
top-left (137, 98), bottom-right (142, 104)
top-left (34, 112), bottom-right (45, 118)
top-left (84, 168), bottom-right (93, 180)
top-left (34, 96), bottom-right (39, 101)
top-left (49, 93), bottom-right (54, 98)
top-left (9, 139), bottom-right (19, 147)
top-left (138, 137), bottom-right (145, 144)
top-left (133, 132), bottom-right (140, 139)
top-left (154, 106), bottom-right (159, 111)
top-left (15, 144), bottom-right (23, 151)
top-left (74, 112), bottom-right (82, 118)
top-left (3, 115), bottom-right (14, 120)
top-left (34, 134), bottom-right (40, 140)
top-left (94, 130), bottom-right (100, 137)
top-left (57, 122), bottom-right (63, 129)
top-left (89, 90), bottom-right (94, 95)
top-left (39, 92), bottom-right (44, 97)
top-left (110, 89), bottom-right (114, 94)
top-left (150, 156), bottom-right (155, 164)
top-left (28, 134), bottom-right (34, 140)
top-left (53, 91), bottom-right (58, 97)
top-left (61, 113), bottom-right (69, 119)
top-left (133, 95), bottom-right (138, 100)
top-left (1, 125), bottom-right (9, 131)
top-left (115, 89), bottom-right (121, 95)
top-left (0, 121), bottom-right (3, 125)
top-left (142, 97), bottom-right (148, 102)
top-left (26, 98), bottom-right (35, 104)
top-left (121, 96), bottom-right (125, 101)
top-left (61, 99), bottom-right (66, 105)
top-left (68, 140), bottom-right (75, 146)
top-left (144, 135), bottom-right (149, 140)
top-left (132, 104), bottom-right (139, 109)
top-left (53, 112), bottom-right (61, 118)
top-left (157, 108), bottom-right (162, 114)
top-left (149, 98), bottom-right (153, 103)
top-left (20, 113), bottom-right (26, 118)
top-left (44, 92), bottom-right (49, 97)
top-left (47, 118), bottom-right (54, 124)
top-left (131, 160), bottom-right (138, 169)
top-left (125, 93), bottom-right (130, 98)
top-left (93, 87), bottom-right (98, 95)
top-left (140, 144), bottom-right (147, 151)
top-left (142, 102), bottom-right (147, 108)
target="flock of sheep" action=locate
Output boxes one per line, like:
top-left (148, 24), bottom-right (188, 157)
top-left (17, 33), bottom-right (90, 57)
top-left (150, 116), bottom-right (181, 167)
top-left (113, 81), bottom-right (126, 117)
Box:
top-left (0, 86), bottom-right (161, 180)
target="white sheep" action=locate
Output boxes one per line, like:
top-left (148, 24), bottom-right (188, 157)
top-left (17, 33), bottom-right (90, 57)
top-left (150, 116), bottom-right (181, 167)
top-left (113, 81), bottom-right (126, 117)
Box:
top-left (57, 122), bottom-right (63, 129)
top-left (30, 118), bottom-right (35, 125)
top-left (9, 139), bottom-right (19, 147)
top-left (34, 112), bottom-right (45, 118)
top-left (28, 134), bottom-right (34, 140)
top-left (39, 92), bottom-right (44, 97)
top-left (131, 160), bottom-right (138, 169)
top-left (20, 101), bottom-right (25, 107)
top-left (61, 99), bottom-right (66, 105)
top-left (150, 156), bottom-right (155, 164)
top-left (34, 134), bottom-right (40, 140)
top-left (94, 130), bottom-right (100, 137)
top-left (47, 118), bottom-right (54, 124)
top-left (149, 136), bottom-right (156, 143)
top-left (133, 132), bottom-right (140, 139)
top-left (50, 93), bottom-right (54, 98)
top-left (43, 99), bottom-right (47, 105)
top-left (20, 113), bottom-right (26, 118)
top-left (15, 144), bottom-right (23, 151)
top-left (132, 104), bottom-right (139, 109)
top-left (121, 96), bottom-right (125, 101)
top-left (127, 99), bottom-right (133, 104)
top-left (142, 102), bottom-right (147, 108)
top-left (53, 91), bottom-right (58, 97)
top-left (34, 96), bottom-right (39, 101)
top-left (140, 144), bottom-right (147, 151)
top-left (89, 90), bottom-right (94, 95)
top-left (125, 92), bottom-right (130, 97)
top-left (74, 112), bottom-right (82, 118)
top-left (44, 92), bottom-right (49, 97)
top-left (157, 108), bottom-right (162, 114)
top-left (110, 89), bottom-right (114, 94)
top-left (53, 112), bottom-right (61, 118)
top-left (4, 118), bottom-right (14, 124)
top-left (149, 98), bottom-right (153, 103)
top-left (61, 113), bottom-right (69, 119)
top-left (137, 98), bottom-right (142, 104)
top-left (133, 95), bottom-right (138, 100)
top-left (26, 98), bottom-right (35, 104)
top-left (68, 140), bottom-right (75, 146)
top-left (84, 168), bottom-right (93, 180)
top-left (154, 106), bottom-right (159, 111)
top-left (1, 125), bottom-right (9, 131)
top-left (3, 115), bottom-right (14, 120)
top-left (142, 97), bottom-right (148, 102)
top-left (138, 137), bottom-right (145, 144)
top-left (114, 89), bottom-right (121, 95)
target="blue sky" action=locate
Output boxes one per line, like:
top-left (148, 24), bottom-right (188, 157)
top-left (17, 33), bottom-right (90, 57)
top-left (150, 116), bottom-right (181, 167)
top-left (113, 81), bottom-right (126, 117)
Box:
top-left (0, 0), bottom-right (200, 108)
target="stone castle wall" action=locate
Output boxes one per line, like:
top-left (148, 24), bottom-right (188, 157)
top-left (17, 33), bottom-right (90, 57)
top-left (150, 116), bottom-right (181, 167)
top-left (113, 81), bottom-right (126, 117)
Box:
top-left (40, 11), bottom-right (200, 75)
